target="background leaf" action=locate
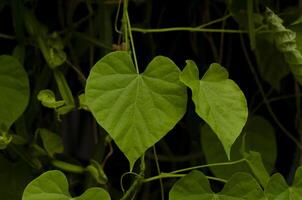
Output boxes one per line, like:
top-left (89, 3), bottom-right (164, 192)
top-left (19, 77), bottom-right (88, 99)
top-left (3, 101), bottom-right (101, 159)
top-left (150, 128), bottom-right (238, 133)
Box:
top-left (169, 170), bottom-right (264, 200)
top-left (0, 155), bottom-right (33, 200)
top-left (85, 51), bottom-right (187, 169)
top-left (265, 166), bottom-right (302, 200)
top-left (22, 170), bottom-right (111, 200)
top-left (181, 61), bottom-right (248, 158)
top-left (37, 128), bottom-right (64, 157)
top-left (201, 115), bottom-right (277, 180)
top-left (0, 55), bottom-right (29, 131)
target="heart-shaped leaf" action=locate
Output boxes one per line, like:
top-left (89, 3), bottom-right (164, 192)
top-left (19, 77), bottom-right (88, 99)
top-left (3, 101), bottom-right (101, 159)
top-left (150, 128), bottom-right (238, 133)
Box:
top-left (201, 116), bottom-right (276, 181)
top-left (0, 55), bottom-right (29, 132)
top-left (180, 61), bottom-right (248, 158)
top-left (169, 170), bottom-right (265, 200)
top-left (37, 128), bottom-right (64, 158)
top-left (22, 170), bottom-right (111, 200)
top-left (265, 166), bottom-right (302, 200)
top-left (85, 51), bottom-right (187, 169)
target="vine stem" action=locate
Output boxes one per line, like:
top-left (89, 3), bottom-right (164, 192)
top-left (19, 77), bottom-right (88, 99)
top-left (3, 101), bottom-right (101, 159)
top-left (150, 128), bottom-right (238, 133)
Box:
top-left (131, 27), bottom-right (247, 34)
top-left (169, 158), bottom-right (246, 174)
top-left (142, 159), bottom-right (245, 183)
top-left (142, 173), bottom-right (227, 183)
top-left (153, 146), bottom-right (164, 200)
top-left (126, 11), bottom-right (139, 73)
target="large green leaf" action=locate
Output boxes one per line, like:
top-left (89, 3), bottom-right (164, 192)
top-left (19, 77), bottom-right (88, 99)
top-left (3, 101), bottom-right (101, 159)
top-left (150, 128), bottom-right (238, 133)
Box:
top-left (265, 166), bottom-right (302, 199)
top-left (169, 170), bottom-right (265, 200)
top-left (0, 155), bottom-right (33, 200)
top-left (201, 116), bottom-right (276, 180)
top-left (85, 51), bottom-right (187, 169)
top-left (22, 170), bottom-right (111, 200)
top-left (180, 61), bottom-right (248, 158)
top-left (0, 55), bottom-right (29, 132)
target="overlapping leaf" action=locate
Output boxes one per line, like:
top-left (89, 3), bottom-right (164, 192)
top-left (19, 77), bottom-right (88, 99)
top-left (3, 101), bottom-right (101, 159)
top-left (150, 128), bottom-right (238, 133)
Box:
top-left (22, 170), bottom-right (111, 200)
top-left (201, 116), bottom-right (276, 181)
top-left (85, 51), bottom-right (187, 169)
top-left (265, 166), bottom-right (302, 199)
top-left (0, 55), bottom-right (29, 132)
top-left (180, 61), bottom-right (248, 158)
top-left (169, 170), bottom-right (265, 200)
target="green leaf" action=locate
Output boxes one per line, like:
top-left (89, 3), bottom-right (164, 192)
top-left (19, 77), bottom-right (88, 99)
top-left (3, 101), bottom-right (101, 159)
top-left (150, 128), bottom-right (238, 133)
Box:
top-left (244, 151), bottom-right (270, 187)
top-left (22, 170), bottom-right (111, 200)
top-left (85, 51), bottom-right (187, 170)
top-left (201, 116), bottom-right (276, 180)
top-left (265, 166), bottom-right (302, 200)
top-left (0, 55), bottom-right (29, 131)
top-left (169, 170), bottom-right (265, 200)
top-left (86, 160), bottom-right (108, 185)
top-left (37, 128), bottom-right (64, 157)
top-left (0, 155), bottom-right (33, 200)
top-left (181, 61), bottom-right (248, 158)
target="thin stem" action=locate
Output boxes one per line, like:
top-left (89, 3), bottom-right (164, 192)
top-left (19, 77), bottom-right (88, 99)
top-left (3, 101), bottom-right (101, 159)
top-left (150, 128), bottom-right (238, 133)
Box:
top-left (51, 160), bottom-right (85, 174)
top-left (114, 0), bottom-right (123, 34)
top-left (169, 159), bottom-right (246, 174)
top-left (126, 12), bottom-right (139, 73)
top-left (205, 176), bottom-right (227, 183)
top-left (0, 33), bottom-right (15, 40)
top-left (198, 13), bottom-right (232, 28)
top-left (65, 59), bottom-right (86, 84)
top-left (131, 27), bottom-right (247, 34)
top-left (240, 35), bottom-right (302, 150)
top-left (143, 173), bottom-right (227, 183)
top-left (153, 146), bottom-right (164, 200)
top-left (73, 32), bottom-right (112, 50)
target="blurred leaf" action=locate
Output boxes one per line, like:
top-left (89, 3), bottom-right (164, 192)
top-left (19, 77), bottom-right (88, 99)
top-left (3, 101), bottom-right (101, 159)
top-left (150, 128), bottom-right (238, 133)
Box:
top-left (255, 32), bottom-right (290, 90)
top-left (265, 166), bottom-right (302, 199)
top-left (201, 116), bottom-right (277, 180)
top-left (181, 61), bottom-right (248, 159)
top-left (85, 51), bottom-right (187, 170)
top-left (22, 170), bottom-right (111, 200)
top-left (37, 128), bottom-right (63, 157)
top-left (0, 155), bottom-right (33, 200)
top-left (169, 170), bottom-right (265, 200)
top-left (0, 55), bottom-right (29, 132)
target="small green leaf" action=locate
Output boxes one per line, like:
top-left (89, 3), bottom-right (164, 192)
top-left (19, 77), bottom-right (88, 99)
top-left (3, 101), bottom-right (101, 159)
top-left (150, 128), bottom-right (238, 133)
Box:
top-left (0, 55), bottom-right (29, 132)
top-left (37, 128), bottom-right (64, 157)
top-left (201, 116), bottom-right (277, 180)
top-left (22, 170), bottom-right (111, 200)
top-left (169, 170), bottom-right (265, 200)
top-left (37, 89), bottom-right (65, 108)
top-left (265, 166), bottom-right (302, 200)
top-left (181, 61), bottom-right (248, 158)
top-left (85, 51), bottom-right (187, 170)
top-left (0, 132), bottom-right (12, 149)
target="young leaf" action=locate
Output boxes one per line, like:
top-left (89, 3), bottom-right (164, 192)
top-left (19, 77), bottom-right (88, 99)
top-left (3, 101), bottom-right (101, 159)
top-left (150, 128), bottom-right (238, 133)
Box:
top-left (37, 128), bottom-right (64, 157)
top-left (265, 166), bottom-right (302, 200)
top-left (0, 55), bottom-right (29, 132)
top-left (201, 116), bottom-right (276, 180)
top-left (169, 170), bottom-right (265, 200)
top-left (37, 89), bottom-right (65, 108)
top-left (22, 170), bottom-right (111, 200)
top-left (180, 61), bottom-right (248, 158)
top-left (85, 51), bottom-right (187, 170)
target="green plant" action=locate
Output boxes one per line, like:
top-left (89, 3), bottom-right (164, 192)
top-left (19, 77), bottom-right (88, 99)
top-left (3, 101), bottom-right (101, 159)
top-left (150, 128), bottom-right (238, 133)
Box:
top-left (1, 0), bottom-right (302, 200)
